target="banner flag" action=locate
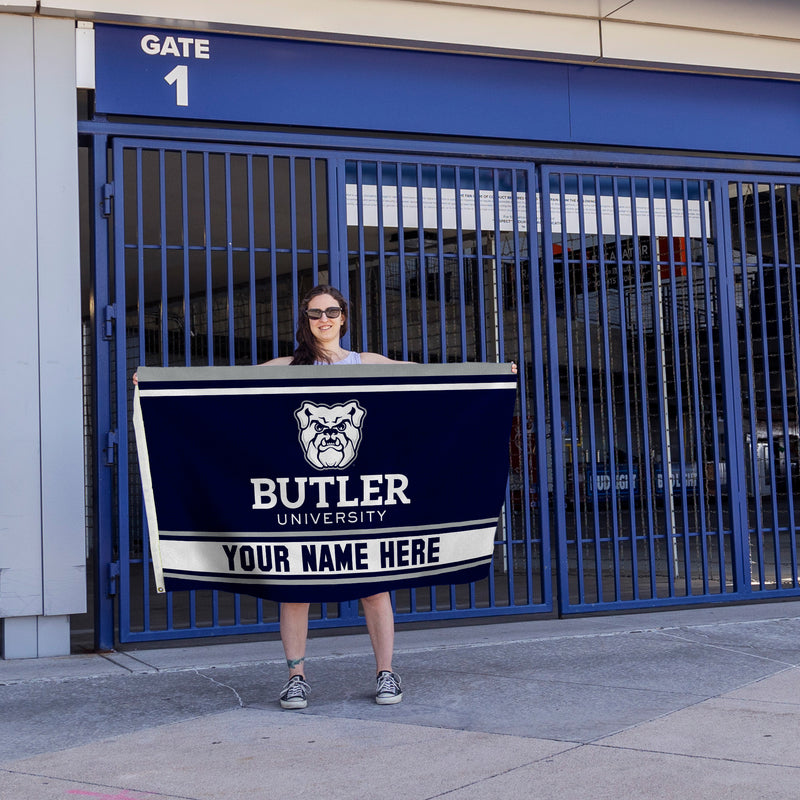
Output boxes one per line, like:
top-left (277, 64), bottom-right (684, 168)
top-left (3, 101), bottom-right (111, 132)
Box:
top-left (133, 363), bottom-right (517, 602)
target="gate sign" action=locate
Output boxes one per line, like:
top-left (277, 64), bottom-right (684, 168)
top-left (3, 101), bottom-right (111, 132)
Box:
top-left (133, 364), bottom-right (517, 602)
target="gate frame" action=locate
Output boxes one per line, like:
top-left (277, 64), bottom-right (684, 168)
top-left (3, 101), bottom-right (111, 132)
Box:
top-left (80, 118), bottom-right (800, 648)
top-left (539, 165), bottom-right (755, 614)
top-left (86, 126), bottom-right (554, 647)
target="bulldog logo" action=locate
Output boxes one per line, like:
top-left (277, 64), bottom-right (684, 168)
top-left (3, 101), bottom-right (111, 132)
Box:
top-left (295, 400), bottom-right (366, 470)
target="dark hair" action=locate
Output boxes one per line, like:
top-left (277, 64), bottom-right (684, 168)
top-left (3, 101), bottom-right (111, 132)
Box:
top-left (290, 285), bottom-right (349, 365)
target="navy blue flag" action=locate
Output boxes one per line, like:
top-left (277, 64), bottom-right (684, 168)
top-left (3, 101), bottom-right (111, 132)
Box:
top-left (133, 364), bottom-right (517, 602)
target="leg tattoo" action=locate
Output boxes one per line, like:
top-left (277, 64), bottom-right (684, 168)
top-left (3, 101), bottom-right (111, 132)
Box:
top-left (287, 656), bottom-right (306, 670)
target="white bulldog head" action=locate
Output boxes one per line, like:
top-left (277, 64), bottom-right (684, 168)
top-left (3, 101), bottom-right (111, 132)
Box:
top-left (295, 400), bottom-right (366, 470)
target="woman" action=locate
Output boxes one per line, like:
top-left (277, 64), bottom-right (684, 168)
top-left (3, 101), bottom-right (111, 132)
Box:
top-left (265, 285), bottom-right (407, 710)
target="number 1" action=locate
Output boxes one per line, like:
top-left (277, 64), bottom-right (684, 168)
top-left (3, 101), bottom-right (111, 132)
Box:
top-left (164, 65), bottom-right (188, 107)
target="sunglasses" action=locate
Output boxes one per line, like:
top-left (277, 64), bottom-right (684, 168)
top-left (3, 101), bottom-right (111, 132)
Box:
top-left (305, 306), bottom-right (343, 320)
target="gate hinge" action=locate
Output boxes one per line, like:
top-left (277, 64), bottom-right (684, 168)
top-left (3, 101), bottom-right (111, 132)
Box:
top-left (103, 304), bottom-right (116, 340)
top-left (105, 429), bottom-right (118, 466)
top-left (101, 182), bottom-right (114, 217)
top-left (107, 561), bottom-right (120, 597)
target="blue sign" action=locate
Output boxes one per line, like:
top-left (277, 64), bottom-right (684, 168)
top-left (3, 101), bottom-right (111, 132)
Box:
top-left (654, 463), bottom-right (699, 496)
top-left (585, 465), bottom-right (639, 501)
top-left (92, 23), bottom-right (570, 137)
top-left (133, 364), bottom-right (517, 602)
top-left (92, 23), bottom-right (800, 157)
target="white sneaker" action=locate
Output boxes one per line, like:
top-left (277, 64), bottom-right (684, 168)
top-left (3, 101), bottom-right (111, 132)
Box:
top-left (375, 671), bottom-right (403, 705)
top-left (279, 675), bottom-right (310, 709)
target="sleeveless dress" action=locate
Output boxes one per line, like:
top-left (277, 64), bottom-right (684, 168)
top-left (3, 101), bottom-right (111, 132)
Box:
top-left (315, 351), bottom-right (362, 365)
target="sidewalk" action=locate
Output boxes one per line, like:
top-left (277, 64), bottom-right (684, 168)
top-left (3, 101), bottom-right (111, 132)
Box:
top-left (3, 601), bottom-right (800, 799)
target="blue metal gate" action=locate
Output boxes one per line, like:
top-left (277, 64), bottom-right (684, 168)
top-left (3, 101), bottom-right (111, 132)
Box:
top-left (728, 177), bottom-right (800, 597)
top-left (100, 137), bottom-right (550, 643)
top-left (542, 167), bottom-right (800, 613)
top-left (91, 131), bottom-right (800, 643)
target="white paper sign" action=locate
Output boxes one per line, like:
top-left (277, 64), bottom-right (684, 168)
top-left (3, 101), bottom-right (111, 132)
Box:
top-left (346, 185), bottom-right (709, 238)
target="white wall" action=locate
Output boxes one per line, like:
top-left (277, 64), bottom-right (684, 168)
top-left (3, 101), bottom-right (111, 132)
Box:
top-left (34, 0), bottom-right (800, 80)
top-left (0, 15), bottom-right (85, 658)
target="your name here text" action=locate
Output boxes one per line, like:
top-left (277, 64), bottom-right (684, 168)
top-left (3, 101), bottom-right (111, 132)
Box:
top-left (221, 537), bottom-right (441, 574)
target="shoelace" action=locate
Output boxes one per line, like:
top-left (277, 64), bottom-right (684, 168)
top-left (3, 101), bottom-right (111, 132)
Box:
top-left (376, 672), bottom-right (400, 695)
top-left (282, 677), bottom-right (310, 698)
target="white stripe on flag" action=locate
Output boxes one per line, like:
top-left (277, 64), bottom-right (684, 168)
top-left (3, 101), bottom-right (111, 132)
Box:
top-left (159, 526), bottom-right (496, 579)
top-left (139, 381), bottom-right (517, 397)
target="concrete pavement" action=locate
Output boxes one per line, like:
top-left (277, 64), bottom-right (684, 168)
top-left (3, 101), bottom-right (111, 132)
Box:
top-left (2, 601), bottom-right (800, 799)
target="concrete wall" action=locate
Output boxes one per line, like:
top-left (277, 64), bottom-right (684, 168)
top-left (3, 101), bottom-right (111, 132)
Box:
top-left (0, 14), bottom-right (85, 658)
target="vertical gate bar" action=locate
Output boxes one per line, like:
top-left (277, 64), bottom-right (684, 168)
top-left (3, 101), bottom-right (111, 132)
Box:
top-left (454, 165), bottom-right (477, 608)
top-left (432, 164), bottom-right (447, 609)
top-left (331, 157), bottom-right (348, 358)
top-left (330, 156), bottom-right (345, 296)
top-left (782, 185), bottom-right (800, 586)
top-left (576, 175), bottom-right (603, 602)
top-left (648, 178), bottom-right (677, 596)
top-left (527, 165), bottom-right (552, 608)
top-left (559, 171), bottom-right (586, 606)
top-left (309, 156), bottom-right (320, 286)
top-left (116, 141), bottom-right (135, 641)
top-left (246, 155), bottom-right (257, 363)
top-left (542, 169), bottom-right (575, 611)
top-left (211, 587), bottom-right (219, 628)
top-left (134, 148), bottom-right (153, 632)
top-left (510, 167), bottom-right (535, 605)
top-left (135, 149), bottom-right (145, 363)
top-left (629, 177), bottom-right (658, 599)
top-left (698, 180), bottom-right (728, 589)
top-left (202, 152), bottom-right (214, 365)
top-left (492, 169), bottom-right (511, 608)
top-left (224, 153), bottom-right (235, 365)
top-left (680, 179), bottom-right (711, 594)
top-left (289, 156), bottom-right (300, 338)
top-left (159, 150), bottom-right (169, 366)
top-left (416, 163), bottom-right (429, 362)
top-left (475, 168), bottom-right (497, 609)
top-left (115, 145), bottom-right (135, 639)
top-left (594, 175), bottom-right (622, 601)
top-left (396, 164), bottom-right (409, 361)
top-left (355, 161), bottom-right (368, 349)
top-left (493, 168), bottom-right (512, 604)
top-left (93, 135), bottom-right (116, 649)
top-left (473, 172), bottom-right (500, 607)
top-left (492, 170), bottom-right (507, 363)
top-left (492, 169), bottom-right (515, 603)
top-left (454, 166), bottom-right (468, 362)
top-left (500, 167), bottom-right (518, 607)
top-left (751, 182), bottom-right (780, 586)
top-left (268, 155), bottom-right (279, 357)
top-left (376, 161), bottom-right (389, 354)
top-left (664, 181), bottom-right (692, 591)
top-left (730, 181), bottom-right (761, 589)
top-left (611, 177), bottom-right (639, 599)
top-left (473, 168), bottom-right (488, 362)
top-left (435, 165), bottom-right (447, 363)
top-left (741, 181), bottom-right (770, 580)
top-left (159, 149), bottom-right (174, 630)
top-left (768, 183), bottom-right (792, 586)
top-left (180, 151), bottom-right (191, 366)
top-left (243, 153), bottom-right (257, 628)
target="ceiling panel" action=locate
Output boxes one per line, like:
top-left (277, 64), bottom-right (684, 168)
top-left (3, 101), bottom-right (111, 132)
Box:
top-left (601, 0), bottom-right (800, 39)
